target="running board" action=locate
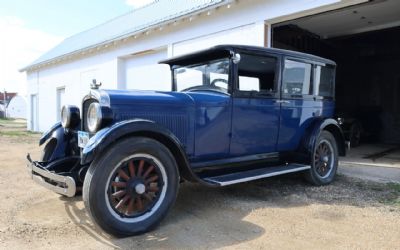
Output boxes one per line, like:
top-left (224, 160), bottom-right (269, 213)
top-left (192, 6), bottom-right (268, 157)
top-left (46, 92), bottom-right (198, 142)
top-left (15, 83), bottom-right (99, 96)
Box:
top-left (203, 164), bottom-right (311, 186)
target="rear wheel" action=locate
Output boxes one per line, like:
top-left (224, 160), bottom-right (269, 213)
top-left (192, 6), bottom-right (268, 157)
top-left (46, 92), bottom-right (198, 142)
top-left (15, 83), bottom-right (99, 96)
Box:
top-left (83, 137), bottom-right (179, 237)
top-left (305, 131), bottom-right (338, 185)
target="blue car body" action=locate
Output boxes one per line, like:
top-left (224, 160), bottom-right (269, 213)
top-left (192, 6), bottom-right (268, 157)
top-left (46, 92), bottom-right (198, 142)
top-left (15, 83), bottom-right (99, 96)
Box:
top-left (29, 45), bottom-right (346, 196)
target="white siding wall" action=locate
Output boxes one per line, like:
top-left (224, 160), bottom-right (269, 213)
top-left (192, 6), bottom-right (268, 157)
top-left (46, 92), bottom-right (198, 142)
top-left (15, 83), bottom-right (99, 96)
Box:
top-left (26, 53), bottom-right (118, 131)
top-left (124, 49), bottom-right (170, 91)
top-left (26, 0), bottom-right (363, 131)
top-left (172, 23), bottom-right (265, 56)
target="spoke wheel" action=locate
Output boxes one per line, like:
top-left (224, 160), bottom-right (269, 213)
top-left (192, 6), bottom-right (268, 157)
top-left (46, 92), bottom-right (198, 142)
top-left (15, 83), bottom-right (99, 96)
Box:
top-left (313, 139), bottom-right (334, 178)
top-left (305, 131), bottom-right (338, 186)
top-left (83, 137), bottom-right (179, 236)
top-left (107, 155), bottom-right (164, 219)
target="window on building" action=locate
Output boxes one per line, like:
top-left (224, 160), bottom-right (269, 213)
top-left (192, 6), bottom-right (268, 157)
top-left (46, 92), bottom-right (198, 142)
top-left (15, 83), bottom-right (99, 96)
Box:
top-left (238, 54), bottom-right (277, 94)
top-left (282, 60), bottom-right (312, 97)
top-left (56, 87), bottom-right (65, 121)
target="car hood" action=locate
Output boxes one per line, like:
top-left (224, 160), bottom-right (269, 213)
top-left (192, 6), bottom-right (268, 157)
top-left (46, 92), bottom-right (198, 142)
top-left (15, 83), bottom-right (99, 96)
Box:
top-left (104, 89), bottom-right (194, 107)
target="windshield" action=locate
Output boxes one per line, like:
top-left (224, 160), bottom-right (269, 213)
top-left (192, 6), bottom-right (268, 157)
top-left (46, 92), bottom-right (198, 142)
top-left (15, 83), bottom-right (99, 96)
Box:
top-left (173, 58), bottom-right (230, 93)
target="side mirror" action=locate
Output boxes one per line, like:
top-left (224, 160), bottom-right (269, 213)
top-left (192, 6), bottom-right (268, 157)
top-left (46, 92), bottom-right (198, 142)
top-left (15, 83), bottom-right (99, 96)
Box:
top-left (232, 53), bottom-right (241, 64)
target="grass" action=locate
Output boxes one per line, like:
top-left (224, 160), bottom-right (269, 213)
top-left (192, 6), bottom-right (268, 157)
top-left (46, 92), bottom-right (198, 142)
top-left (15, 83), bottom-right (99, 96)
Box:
top-left (381, 183), bottom-right (400, 206)
top-left (0, 130), bottom-right (39, 137)
top-left (0, 117), bottom-right (15, 124)
top-left (0, 118), bottom-right (40, 137)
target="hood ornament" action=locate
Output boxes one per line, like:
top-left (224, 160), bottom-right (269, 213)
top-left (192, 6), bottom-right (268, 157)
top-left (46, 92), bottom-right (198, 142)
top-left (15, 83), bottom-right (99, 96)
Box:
top-left (91, 79), bottom-right (102, 89)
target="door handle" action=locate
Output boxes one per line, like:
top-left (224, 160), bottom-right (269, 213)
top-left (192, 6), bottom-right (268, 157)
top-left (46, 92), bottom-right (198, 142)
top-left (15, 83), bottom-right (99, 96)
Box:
top-left (274, 100), bottom-right (290, 104)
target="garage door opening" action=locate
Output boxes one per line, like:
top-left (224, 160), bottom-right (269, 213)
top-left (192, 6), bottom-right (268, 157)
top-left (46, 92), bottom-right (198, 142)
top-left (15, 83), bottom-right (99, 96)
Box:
top-left (272, 0), bottom-right (400, 146)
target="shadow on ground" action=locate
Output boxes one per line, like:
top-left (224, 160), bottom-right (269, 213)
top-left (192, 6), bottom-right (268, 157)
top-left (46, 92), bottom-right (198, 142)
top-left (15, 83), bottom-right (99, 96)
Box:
top-left (61, 174), bottom-right (399, 249)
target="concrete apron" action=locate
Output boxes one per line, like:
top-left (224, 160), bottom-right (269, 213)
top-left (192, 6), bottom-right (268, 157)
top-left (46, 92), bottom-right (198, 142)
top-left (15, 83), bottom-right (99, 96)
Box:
top-left (339, 144), bottom-right (400, 183)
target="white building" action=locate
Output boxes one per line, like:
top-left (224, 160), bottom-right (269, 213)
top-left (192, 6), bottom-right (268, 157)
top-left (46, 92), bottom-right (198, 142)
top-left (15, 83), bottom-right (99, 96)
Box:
top-left (21, 0), bottom-right (400, 144)
top-left (6, 95), bottom-right (27, 119)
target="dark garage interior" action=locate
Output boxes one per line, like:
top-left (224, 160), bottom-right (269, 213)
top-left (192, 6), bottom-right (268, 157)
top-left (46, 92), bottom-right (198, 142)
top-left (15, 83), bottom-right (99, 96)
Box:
top-left (272, 0), bottom-right (400, 146)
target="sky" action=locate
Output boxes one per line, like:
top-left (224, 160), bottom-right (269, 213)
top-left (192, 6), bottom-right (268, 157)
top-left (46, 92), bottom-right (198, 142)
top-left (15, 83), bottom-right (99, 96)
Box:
top-left (0, 0), bottom-right (155, 95)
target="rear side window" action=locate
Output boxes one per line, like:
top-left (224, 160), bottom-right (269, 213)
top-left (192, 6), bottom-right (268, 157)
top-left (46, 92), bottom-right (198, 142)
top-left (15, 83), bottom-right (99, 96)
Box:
top-left (314, 65), bottom-right (335, 98)
top-left (282, 60), bottom-right (312, 97)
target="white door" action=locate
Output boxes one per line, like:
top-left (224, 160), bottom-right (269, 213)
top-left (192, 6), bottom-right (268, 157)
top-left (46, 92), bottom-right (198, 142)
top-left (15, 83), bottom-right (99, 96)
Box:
top-left (125, 49), bottom-right (170, 91)
top-left (56, 88), bottom-right (65, 121)
top-left (30, 94), bottom-right (38, 131)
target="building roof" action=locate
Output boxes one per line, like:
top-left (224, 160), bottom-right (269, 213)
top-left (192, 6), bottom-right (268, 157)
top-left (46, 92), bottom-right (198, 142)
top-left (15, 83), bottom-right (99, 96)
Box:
top-left (0, 92), bottom-right (17, 102)
top-left (21, 0), bottom-right (231, 72)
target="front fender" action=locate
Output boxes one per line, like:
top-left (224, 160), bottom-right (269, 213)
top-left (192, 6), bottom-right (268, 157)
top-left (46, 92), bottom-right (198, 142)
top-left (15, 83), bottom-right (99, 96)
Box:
top-left (299, 118), bottom-right (346, 159)
top-left (39, 123), bottom-right (75, 162)
top-left (39, 122), bottom-right (62, 146)
top-left (81, 119), bottom-right (185, 165)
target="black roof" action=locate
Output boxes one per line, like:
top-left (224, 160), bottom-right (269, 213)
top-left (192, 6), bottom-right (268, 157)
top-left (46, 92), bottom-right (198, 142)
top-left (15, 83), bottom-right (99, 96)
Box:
top-left (160, 44), bottom-right (336, 66)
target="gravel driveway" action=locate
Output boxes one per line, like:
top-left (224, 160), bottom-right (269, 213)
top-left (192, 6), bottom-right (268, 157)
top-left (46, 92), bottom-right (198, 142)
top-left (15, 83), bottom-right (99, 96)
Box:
top-left (0, 119), bottom-right (399, 249)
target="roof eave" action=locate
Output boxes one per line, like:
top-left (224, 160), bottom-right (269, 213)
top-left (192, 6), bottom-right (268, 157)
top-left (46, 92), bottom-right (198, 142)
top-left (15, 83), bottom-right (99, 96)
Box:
top-left (20, 0), bottom-right (233, 73)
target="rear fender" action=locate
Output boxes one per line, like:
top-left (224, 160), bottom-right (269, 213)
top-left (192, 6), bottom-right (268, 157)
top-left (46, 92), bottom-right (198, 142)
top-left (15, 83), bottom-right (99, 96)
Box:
top-left (299, 118), bottom-right (346, 161)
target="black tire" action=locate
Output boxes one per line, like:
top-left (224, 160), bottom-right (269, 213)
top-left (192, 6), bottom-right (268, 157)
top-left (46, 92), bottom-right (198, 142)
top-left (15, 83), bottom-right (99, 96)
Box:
top-left (305, 131), bottom-right (338, 186)
top-left (349, 123), bottom-right (362, 147)
top-left (83, 137), bottom-right (179, 237)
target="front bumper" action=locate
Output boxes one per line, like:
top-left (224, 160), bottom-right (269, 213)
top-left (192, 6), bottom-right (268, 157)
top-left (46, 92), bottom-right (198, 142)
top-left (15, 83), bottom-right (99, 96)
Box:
top-left (26, 154), bottom-right (76, 197)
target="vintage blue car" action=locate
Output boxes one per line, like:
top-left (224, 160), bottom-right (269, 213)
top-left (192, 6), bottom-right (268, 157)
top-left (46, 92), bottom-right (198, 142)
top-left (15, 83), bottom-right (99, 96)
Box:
top-left (27, 45), bottom-right (346, 236)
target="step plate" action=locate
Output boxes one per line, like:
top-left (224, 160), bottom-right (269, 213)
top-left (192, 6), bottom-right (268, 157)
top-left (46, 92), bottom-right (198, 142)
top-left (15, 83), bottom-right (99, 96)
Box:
top-left (203, 164), bottom-right (311, 186)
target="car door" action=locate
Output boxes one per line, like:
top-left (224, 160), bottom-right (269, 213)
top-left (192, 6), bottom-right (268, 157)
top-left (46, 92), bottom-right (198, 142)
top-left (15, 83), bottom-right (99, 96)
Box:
top-left (230, 53), bottom-right (281, 157)
top-left (277, 58), bottom-right (317, 151)
top-left (174, 57), bottom-right (233, 162)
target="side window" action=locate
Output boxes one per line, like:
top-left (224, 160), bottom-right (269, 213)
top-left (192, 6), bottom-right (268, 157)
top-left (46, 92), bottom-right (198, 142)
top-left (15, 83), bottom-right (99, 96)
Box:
top-left (314, 65), bottom-right (335, 98)
top-left (282, 60), bottom-right (312, 97)
top-left (238, 54), bottom-right (277, 94)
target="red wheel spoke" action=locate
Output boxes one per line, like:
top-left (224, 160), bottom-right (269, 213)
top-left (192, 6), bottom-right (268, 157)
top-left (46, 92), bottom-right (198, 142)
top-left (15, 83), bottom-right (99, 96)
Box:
top-left (142, 165), bottom-right (154, 179)
top-left (146, 175), bottom-right (158, 184)
top-left (136, 197), bottom-right (143, 211)
top-left (143, 193), bottom-right (153, 202)
top-left (118, 169), bottom-right (130, 181)
top-left (129, 161), bottom-right (136, 177)
top-left (137, 160), bottom-right (144, 177)
top-left (111, 181), bottom-right (127, 188)
top-left (111, 190), bottom-right (126, 199)
top-left (147, 186), bottom-right (159, 192)
top-left (108, 156), bottom-right (164, 219)
top-left (126, 199), bottom-right (135, 215)
top-left (115, 195), bottom-right (130, 209)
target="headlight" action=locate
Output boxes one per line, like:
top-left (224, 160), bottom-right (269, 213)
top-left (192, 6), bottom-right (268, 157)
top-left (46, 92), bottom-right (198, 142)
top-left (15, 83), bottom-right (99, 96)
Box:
top-left (87, 102), bottom-right (102, 133)
top-left (61, 105), bottom-right (80, 128)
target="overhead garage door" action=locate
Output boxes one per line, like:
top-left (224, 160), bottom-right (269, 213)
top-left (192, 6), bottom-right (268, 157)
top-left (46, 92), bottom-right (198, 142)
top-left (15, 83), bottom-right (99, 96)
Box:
top-left (125, 49), bottom-right (171, 91)
top-left (272, 0), bottom-right (400, 145)
top-left (172, 23), bottom-right (265, 56)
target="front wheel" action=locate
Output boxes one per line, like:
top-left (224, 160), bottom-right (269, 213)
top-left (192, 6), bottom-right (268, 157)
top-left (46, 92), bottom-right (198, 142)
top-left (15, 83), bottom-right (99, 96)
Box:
top-left (305, 131), bottom-right (338, 185)
top-left (83, 137), bottom-right (179, 237)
